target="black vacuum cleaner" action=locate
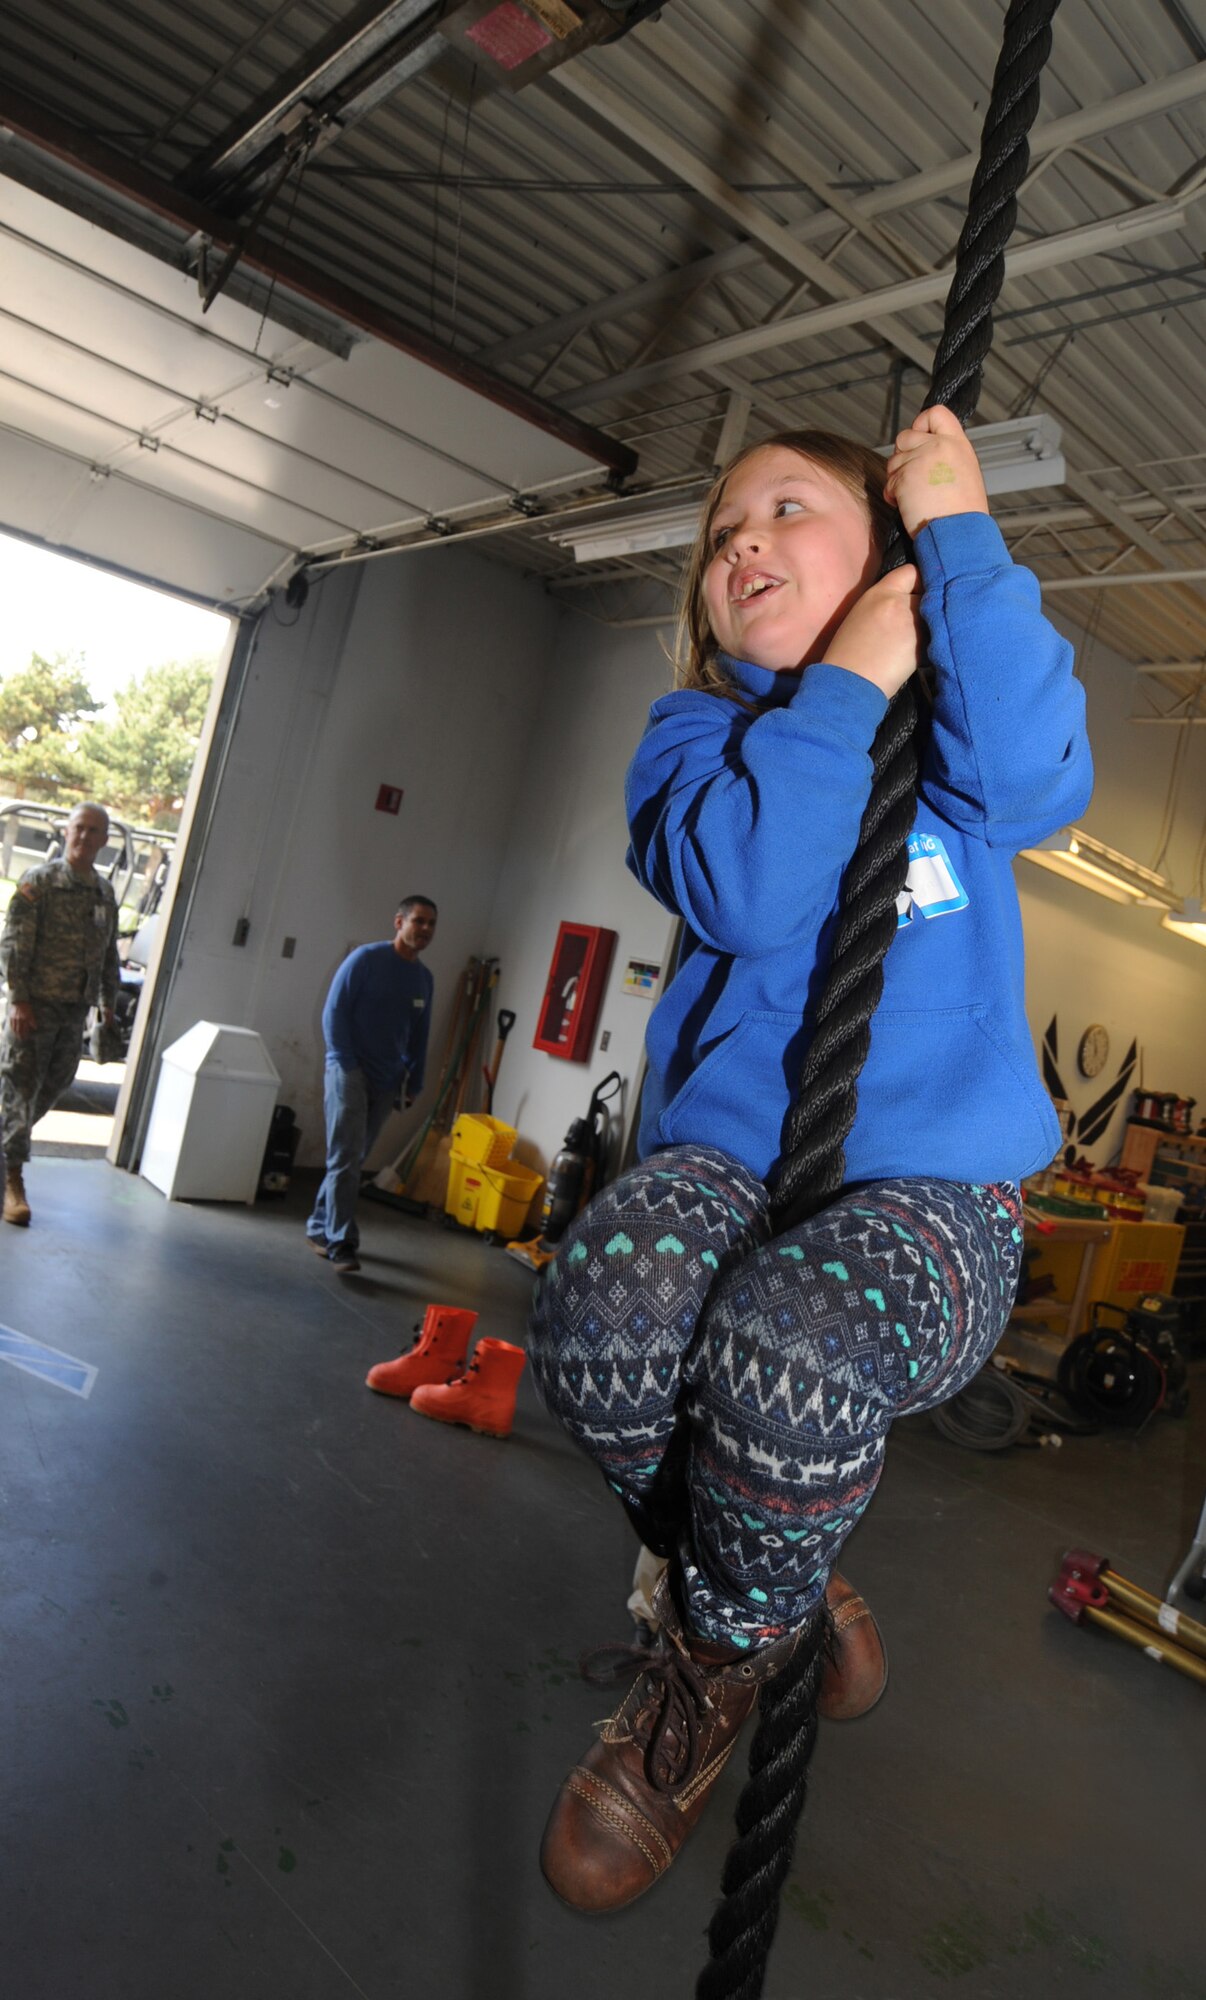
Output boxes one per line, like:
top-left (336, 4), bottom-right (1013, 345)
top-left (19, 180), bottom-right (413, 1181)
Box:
top-left (505, 1070), bottom-right (622, 1274)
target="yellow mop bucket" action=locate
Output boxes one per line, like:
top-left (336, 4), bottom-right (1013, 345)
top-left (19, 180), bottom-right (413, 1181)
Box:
top-left (446, 1114), bottom-right (544, 1238)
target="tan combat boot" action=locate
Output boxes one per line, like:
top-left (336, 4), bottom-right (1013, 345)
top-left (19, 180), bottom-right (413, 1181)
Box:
top-left (3, 1167), bottom-right (31, 1226)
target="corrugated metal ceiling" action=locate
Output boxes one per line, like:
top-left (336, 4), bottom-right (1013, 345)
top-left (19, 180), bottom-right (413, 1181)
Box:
top-left (1, 0), bottom-right (1205, 706)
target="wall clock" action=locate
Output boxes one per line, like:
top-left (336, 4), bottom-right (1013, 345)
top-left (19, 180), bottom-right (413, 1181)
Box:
top-left (1077, 1023), bottom-right (1110, 1079)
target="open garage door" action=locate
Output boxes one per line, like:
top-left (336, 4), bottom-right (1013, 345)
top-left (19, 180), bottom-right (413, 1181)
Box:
top-left (0, 165), bottom-right (627, 1168)
top-left (0, 175), bottom-right (624, 613)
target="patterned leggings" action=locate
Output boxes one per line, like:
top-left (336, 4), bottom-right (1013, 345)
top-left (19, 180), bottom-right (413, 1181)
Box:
top-left (530, 1146), bottom-right (1023, 1649)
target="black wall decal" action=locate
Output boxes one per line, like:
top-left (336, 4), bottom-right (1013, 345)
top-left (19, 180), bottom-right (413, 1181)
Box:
top-left (1041, 1017), bottom-right (1137, 1157)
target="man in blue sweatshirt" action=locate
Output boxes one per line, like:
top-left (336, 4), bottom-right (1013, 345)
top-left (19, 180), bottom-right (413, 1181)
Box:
top-left (306, 895), bottom-right (437, 1274)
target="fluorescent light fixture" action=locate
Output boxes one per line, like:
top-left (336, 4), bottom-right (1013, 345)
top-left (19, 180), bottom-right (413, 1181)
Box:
top-left (964, 415), bottom-right (1065, 495)
top-left (1162, 897), bottom-right (1206, 946)
top-left (548, 502), bottom-right (703, 563)
top-left (550, 416), bottom-right (1065, 564)
top-left (1020, 827), bottom-right (1178, 907)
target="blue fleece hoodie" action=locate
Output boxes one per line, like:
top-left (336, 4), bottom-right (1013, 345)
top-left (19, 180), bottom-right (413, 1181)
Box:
top-left (625, 513), bottom-right (1093, 1187)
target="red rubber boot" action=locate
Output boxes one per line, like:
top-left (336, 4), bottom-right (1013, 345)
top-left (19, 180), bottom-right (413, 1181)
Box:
top-left (409, 1338), bottom-right (526, 1438)
top-left (365, 1305), bottom-right (478, 1399)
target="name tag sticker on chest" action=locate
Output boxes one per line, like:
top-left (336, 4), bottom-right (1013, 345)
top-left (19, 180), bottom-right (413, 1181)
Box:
top-left (896, 833), bottom-right (969, 927)
top-left (94, 906), bottom-right (110, 929)
top-left (413, 996), bottom-right (426, 1008)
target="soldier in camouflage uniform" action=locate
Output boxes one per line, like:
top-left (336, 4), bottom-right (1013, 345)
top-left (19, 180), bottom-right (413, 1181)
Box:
top-left (0, 802), bottom-right (120, 1225)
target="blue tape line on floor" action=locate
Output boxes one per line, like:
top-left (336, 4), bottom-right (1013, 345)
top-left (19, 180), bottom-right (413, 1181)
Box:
top-left (0, 1324), bottom-right (98, 1398)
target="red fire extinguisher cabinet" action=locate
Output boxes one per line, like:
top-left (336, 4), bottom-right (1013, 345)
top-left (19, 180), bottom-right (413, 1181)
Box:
top-left (533, 922), bottom-right (617, 1062)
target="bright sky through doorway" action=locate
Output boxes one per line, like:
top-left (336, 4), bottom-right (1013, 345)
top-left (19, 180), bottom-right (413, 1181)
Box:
top-left (0, 531), bottom-right (231, 713)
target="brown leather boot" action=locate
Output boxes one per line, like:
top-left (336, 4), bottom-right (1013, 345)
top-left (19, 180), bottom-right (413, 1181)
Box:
top-left (818, 1572), bottom-right (887, 1720)
top-left (3, 1167), bottom-right (31, 1227)
top-left (540, 1571), bottom-right (812, 1913)
top-left (628, 1550), bottom-right (886, 1723)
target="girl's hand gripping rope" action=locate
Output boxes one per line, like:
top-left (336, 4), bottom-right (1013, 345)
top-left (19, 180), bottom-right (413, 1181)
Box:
top-left (826, 562), bottom-right (923, 701)
top-left (885, 403), bottom-right (990, 536)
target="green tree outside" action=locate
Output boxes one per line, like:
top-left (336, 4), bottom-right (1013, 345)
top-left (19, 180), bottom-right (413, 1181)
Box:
top-left (0, 652), bottom-right (215, 829)
top-left (84, 658), bottom-right (214, 826)
top-left (0, 652), bottom-right (100, 797)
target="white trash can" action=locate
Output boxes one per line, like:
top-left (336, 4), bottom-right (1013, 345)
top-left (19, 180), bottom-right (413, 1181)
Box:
top-left (141, 1022), bottom-right (281, 1204)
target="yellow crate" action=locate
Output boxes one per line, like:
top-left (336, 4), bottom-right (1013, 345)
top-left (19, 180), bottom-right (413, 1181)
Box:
top-left (449, 1113), bottom-right (517, 1170)
top-left (446, 1154), bottom-right (544, 1239)
top-left (1025, 1220), bottom-right (1185, 1337)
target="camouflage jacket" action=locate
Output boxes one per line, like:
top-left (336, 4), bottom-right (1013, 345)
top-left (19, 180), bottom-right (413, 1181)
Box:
top-left (0, 860), bottom-right (121, 1011)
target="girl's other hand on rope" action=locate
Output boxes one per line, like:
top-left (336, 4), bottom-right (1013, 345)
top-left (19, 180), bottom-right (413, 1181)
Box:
top-left (826, 564), bottom-right (922, 700)
top-left (885, 403), bottom-right (989, 535)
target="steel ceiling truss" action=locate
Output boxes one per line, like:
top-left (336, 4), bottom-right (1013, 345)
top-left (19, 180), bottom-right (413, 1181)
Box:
top-left (474, 65), bottom-right (1206, 370)
top-left (182, 0), bottom-right (449, 211)
top-left (2, 2), bottom-right (1206, 668)
top-left (458, 46), bottom-right (1206, 658)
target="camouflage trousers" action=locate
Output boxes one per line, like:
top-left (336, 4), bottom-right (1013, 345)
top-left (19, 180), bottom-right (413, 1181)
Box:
top-left (0, 1005), bottom-right (88, 1165)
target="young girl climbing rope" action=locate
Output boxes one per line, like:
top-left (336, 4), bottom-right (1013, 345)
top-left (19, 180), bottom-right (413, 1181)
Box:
top-left (529, 402), bottom-right (1092, 1920)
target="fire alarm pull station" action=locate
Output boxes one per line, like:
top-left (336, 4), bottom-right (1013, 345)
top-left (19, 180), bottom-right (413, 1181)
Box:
top-left (375, 784), bottom-right (403, 814)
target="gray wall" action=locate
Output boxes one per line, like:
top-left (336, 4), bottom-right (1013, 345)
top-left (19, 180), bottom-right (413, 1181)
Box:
top-left (154, 545), bottom-right (558, 1165)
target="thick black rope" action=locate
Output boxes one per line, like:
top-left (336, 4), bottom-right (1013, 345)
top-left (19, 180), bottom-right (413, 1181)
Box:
top-left (696, 1618), bottom-right (829, 2000)
top-left (774, 0), bottom-right (1061, 1229)
top-left (697, 5), bottom-right (1062, 1994)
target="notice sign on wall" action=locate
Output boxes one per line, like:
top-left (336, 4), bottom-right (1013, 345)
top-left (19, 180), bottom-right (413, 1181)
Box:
top-left (622, 958), bottom-right (661, 998)
top-left (376, 784), bottom-right (403, 815)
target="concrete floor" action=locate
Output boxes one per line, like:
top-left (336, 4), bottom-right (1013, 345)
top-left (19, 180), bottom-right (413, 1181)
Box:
top-left (1, 1155), bottom-right (1202, 2000)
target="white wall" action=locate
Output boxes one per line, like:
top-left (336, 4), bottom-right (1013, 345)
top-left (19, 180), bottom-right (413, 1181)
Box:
top-left (482, 604), bottom-right (677, 1173)
top-left (486, 596), bottom-right (1206, 1178)
top-left (1016, 609), bottom-right (1206, 1162)
top-left (156, 545), bottom-right (558, 1164)
top-left (152, 551), bottom-right (1204, 1187)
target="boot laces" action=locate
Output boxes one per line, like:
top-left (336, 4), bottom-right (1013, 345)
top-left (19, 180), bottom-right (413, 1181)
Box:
top-left (582, 1640), bottom-right (710, 1796)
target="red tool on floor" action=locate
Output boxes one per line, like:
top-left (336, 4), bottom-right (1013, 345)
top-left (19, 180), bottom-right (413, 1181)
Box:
top-left (1049, 1548), bottom-right (1206, 1687)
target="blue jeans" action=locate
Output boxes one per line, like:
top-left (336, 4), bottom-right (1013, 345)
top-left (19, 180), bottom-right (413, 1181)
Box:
top-left (306, 1064), bottom-right (394, 1256)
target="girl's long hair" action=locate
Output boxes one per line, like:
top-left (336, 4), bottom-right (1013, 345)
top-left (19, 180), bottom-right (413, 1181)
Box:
top-left (674, 431), bottom-right (896, 700)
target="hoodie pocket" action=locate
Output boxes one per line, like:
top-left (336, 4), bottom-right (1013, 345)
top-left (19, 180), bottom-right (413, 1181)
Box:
top-left (660, 1009), bottom-right (802, 1150)
top-left (856, 1001), bottom-right (1056, 1175)
top-left (970, 1009), bottom-right (1061, 1172)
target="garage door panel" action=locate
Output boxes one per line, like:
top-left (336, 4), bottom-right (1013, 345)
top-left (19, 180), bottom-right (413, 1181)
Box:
top-left (333, 342), bottom-right (595, 492)
top-left (0, 429), bottom-right (288, 602)
top-left (1, 315), bottom-right (200, 436)
top-left (218, 372), bottom-right (488, 516)
top-left (0, 372), bottom-right (130, 463)
top-left (1, 202), bottom-right (331, 409)
top-left (0, 428), bottom-right (101, 536)
top-left (2, 325), bottom-right (390, 533)
top-left (0, 178), bottom-right (607, 603)
top-left (96, 439), bottom-right (351, 546)
top-left (0, 374), bottom-right (328, 545)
